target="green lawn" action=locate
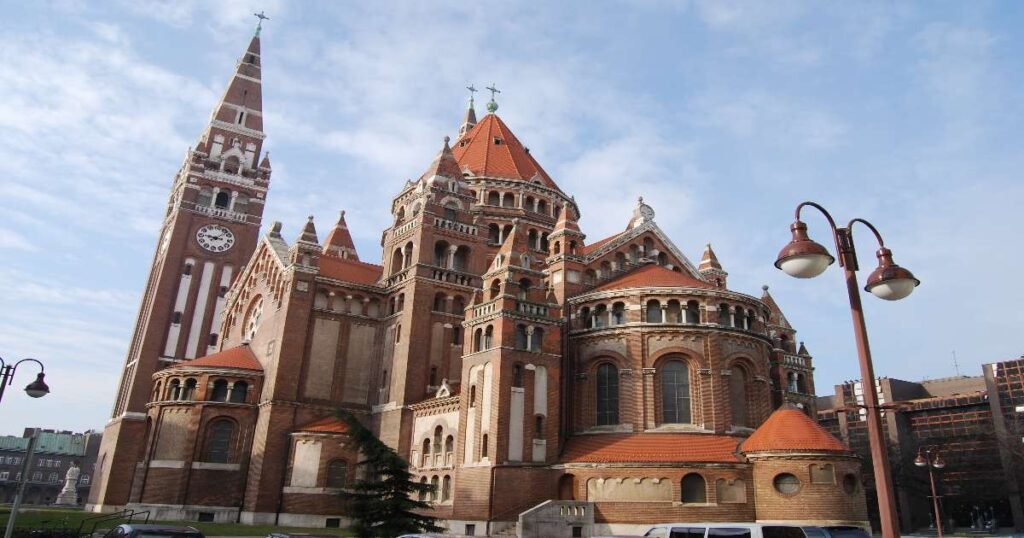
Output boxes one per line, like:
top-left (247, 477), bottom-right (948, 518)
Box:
top-left (0, 507), bottom-right (354, 537)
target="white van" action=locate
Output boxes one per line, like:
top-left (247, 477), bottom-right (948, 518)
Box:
top-left (640, 523), bottom-right (810, 538)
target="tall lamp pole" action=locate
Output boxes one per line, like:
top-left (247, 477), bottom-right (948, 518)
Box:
top-left (774, 201), bottom-right (920, 538)
top-left (0, 357), bottom-right (50, 403)
top-left (1, 357), bottom-right (50, 538)
top-left (915, 446), bottom-right (946, 537)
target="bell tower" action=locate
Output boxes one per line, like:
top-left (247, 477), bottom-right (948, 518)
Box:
top-left (88, 28), bottom-right (272, 512)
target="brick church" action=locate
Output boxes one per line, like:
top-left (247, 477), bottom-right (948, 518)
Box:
top-left (87, 29), bottom-right (868, 535)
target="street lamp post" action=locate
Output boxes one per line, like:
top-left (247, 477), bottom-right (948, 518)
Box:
top-left (774, 201), bottom-right (920, 538)
top-left (0, 356), bottom-right (50, 404)
top-left (915, 446), bottom-right (947, 538)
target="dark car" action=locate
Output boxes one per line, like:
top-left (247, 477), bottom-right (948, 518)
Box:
top-left (102, 524), bottom-right (203, 538)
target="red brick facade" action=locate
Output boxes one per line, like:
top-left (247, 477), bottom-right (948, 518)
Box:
top-left (89, 32), bottom-right (867, 532)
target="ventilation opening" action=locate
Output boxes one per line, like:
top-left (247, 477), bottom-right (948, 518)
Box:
top-left (197, 513), bottom-right (214, 522)
top-left (459, 140), bottom-right (467, 147)
top-left (493, 137), bottom-right (502, 145)
top-left (325, 518), bottom-right (341, 528)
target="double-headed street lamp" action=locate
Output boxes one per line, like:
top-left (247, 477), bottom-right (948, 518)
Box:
top-left (915, 446), bottom-right (947, 537)
top-left (0, 356), bottom-right (50, 404)
top-left (775, 201), bottom-right (920, 538)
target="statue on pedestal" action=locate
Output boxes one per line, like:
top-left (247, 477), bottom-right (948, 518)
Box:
top-left (55, 462), bottom-right (81, 506)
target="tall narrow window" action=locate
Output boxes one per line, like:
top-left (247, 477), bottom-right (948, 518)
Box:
top-left (646, 300), bottom-right (663, 323)
top-left (596, 363), bottom-right (620, 426)
top-left (481, 434), bottom-right (489, 458)
top-left (513, 364), bottom-right (523, 388)
top-left (210, 379), bottom-right (229, 402)
top-left (515, 324), bottom-right (529, 350)
top-left (729, 366), bottom-right (749, 428)
top-left (661, 361), bottom-right (691, 424)
top-left (204, 420), bottom-right (234, 463)
top-left (535, 416), bottom-right (545, 438)
top-left (229, 381), bottom-right (248, 403)
top-left (531, 327), bottom-right (544, 352)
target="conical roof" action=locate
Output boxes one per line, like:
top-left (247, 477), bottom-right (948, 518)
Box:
top-left (699, 243), bottom-right (723, 271)
top-left (742, 404), bottom-right (848, 453)
top-left (452, 114), bottom-right (560, 191)
top-left (323, 211), bottom-right (358, 260)
top-left (420, 137), bottom-right (463, 181)
top-left (196, 34), bottom-right (266, 158)
top-left (170, 344), bottom-right (262, 372)
top-left (297, 216), bottom-right (319, 244)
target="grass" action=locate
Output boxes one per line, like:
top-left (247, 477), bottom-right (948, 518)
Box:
top-left (0, 507), bottom-right (354, 537)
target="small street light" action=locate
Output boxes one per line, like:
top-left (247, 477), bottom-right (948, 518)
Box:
top-left (915, 446), bottom-right (947, 538)
top-left (774, 201), bottom-right (920, 538)
top-left (0, 356), bottom-right (50, 404)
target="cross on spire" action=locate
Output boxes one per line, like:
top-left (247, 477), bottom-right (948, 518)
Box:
top-left (485, 83), bottom-right (500, 113)
top-left (466, 84), bottom-right (477, 107)
top-left (254, 11), bottom-right (270, 37)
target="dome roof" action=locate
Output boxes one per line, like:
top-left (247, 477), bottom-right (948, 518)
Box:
top-left (592, 264), bottom-right (716, 293)
top-left (170, 344), bottom-right (262, 372)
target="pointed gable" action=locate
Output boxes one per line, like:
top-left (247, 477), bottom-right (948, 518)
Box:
top-left (451, 114), bottom-right (561, 191)
top-left (172, 344), bottom-right (262, 372)
top-left (742, 405), bottom-right (848, 453)
top-left (592, 264), bottom-right (716, 293)
top-left (295, 416), bottom-right (350, 435)
top-left (761, 285), bottom-right (793, 329)
top-left (297, 216), bottom-right (319, 245)
top-left (489, 219), bottom-right (533, 273)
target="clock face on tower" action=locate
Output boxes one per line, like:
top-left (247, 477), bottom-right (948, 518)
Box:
top-left (196, 224), bottom-right (236, 253)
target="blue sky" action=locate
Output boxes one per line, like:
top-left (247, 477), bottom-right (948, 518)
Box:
top-left (1, 1), bottom-right (1022, 435)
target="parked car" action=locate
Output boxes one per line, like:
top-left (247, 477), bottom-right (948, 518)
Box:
top-left (800, 527), bottom-right (870, 538)
top-left (101, 524), bottom-right (203, 538)
top-left (642, 523), bottom-right (807, 538)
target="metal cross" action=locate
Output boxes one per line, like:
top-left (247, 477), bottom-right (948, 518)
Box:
top-left (486, 84), bottom-right (501, 101)
top-left (254, 11), bottom-right (270, 36)
top-left (466, 84), bottom-right (477, 105)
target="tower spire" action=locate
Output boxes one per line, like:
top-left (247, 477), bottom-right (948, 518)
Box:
top-left (460, 85), bottom-right (478, 136)
top-left (253, 11), bottom-right (270, 37)
top-left (194, 30), bottom-right (267, 171)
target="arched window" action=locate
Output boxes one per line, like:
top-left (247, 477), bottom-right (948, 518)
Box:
top-left (569, 241), bottom-right (577, 254)
top-left (660, 361), bottom-right (691, 424)
top-left (233, 194), bottom-right (249, 214)
top-left (197, 187), bottom-right (213, 207)
top-left (403, 242), bottom-right (413, 269)
top-left (395, 206), bottom-right (406, 223)
top-left (518, 278), bottom-right (532, 300)
top-left (391, 248), bottom-right (403, 275)
top-left (489, 279), bottom-right (501, 300)
top-left (484, 325), bottom-right (494, 349)
top-left (584, 269), bottom-right (596, 285)
top-left (210, 379), bottom-right (229, 402)
top-left (422, 438), bottom-right (431, 465)
top-left (444, 202), bottom-right (457, 221)
top-left (442, 475), bottom-right (452, 501)
top-left (531, 327), bottom-right (544, 352)
top-left (540, 233), bottom-right (549, 252)
top-left (580, 307), bottom-right (592, 329)
top-left (433, 292), bottom-right (447, 312)
top-left (719, 303), bottom-right (731, 326)
top-left (593, 304), bottom-right (607, 328)
top-left (600, 260), bottom-right (612, 277)
top-left (183, 378), bottom-right (198, 400)
top-left (452, 295), bottom-right (465, 315)
top-left (502, 192), bottom-right (515, 208)
top-left (453, 246), bottom-right (470, 272)
top-left (682, 473), bottom-right (707, 503)
top-left (528, 229), bottom-right (538, 250)
top-left (729, 366), bottom-right (749, 428)
top-left (452, 327), bottom-right (462, 345)
top-left (614, 252), bottom-right (627, 270)
top-left (418, 476), bottom-right (428, 501)
top-left (537, 199), bottom-right (548, 214)
top-left (745, 309), bottom-right (755, 330)
top-left (326, 460), bottom-right (348, 489)
top-left (430, 475), bottom-right (440, 501)
top-left (515, 324), bottom-right (528, 350)
top-left (230, 381), bottom-right (248, 403)
top-left (214, 190), bottom-right (231, 209)
top-left (488, 223), bottom-right (501, 244)
top-left (169, 379), bottom-right (181, 400)
top-left (474, 328), bottom-right (483, 352)
top-left (203, 419), bottom-right (235, 463)
top-left (787, 372), bottom-right (799, 392)
top-left (445, 435), bottom-right (454, 454)
top-left (629, 244), bottom-right (640, 263)
top-left (596, 363), bottom-right (619, 426)
top-left (658, 252), bottom-right (668, 265)
top-left (611, 302), bottom-right (625, 325)
top-left (667, 300), bottom-right (682, 323)
top-left (487, 191), bottom-right (501, 206)
top-left (433, 426), bottom-right (443, 453)
top-left (525, 196), bottom-right (535, 211)
top-left (686, 301), bottom-right (700, 324)
top-left (646, 300), bottom-right (663, 323)
top-left (797, 373), bottom-right (808, 394)
top-left (433, 241), bottom-right (450, 268)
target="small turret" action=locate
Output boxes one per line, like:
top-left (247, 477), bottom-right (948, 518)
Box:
top-left (290, 216), bottom-right (321, 269)
top-left (323, 210), bottom-right (359, 260)
top-left (699, 243), bottom-right (728, 289)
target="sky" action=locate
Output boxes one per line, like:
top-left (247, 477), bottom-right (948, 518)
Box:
top-left (1, 1), bottom-right (1022, 435)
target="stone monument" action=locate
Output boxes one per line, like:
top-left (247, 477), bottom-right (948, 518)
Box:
top-left (55, 462), bottom-right (80, 505)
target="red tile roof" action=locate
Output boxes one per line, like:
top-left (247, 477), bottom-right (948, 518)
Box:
top-left (451, 114), bottom-right (560, 191)
top-left (742, 405), bottom-right (849, 453)
top-left (171, 345), bottom-right (262, 372)
top-left (592, 264), bottom-right (715, 293)
top-left (579, 232), bottom-right (624, 256)
top-left (318, 256), bottom-right (382, 286)
top-left (295, 416), bottom-right (351, 434)
top-left (562, 433), bottom-right (741, 464)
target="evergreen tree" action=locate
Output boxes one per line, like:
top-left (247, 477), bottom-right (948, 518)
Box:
top-left (337, 410), bottom-right (442, 538)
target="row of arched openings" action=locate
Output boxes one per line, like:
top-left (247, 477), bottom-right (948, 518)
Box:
top-left (419, 425), bottom-right (455, 468)
top-left (417, 474), bottom-right (452, 502)
top-left (153, 378), bottom-right (249, 403)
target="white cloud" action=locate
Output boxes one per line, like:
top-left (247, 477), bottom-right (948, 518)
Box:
top-left (0, 230), bottom-right (36, 251)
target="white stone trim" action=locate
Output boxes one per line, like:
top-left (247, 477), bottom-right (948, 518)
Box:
top-left (148, 460), bottom-right (185, 469)
top-left (190, 462), bottom-right (240, 471)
